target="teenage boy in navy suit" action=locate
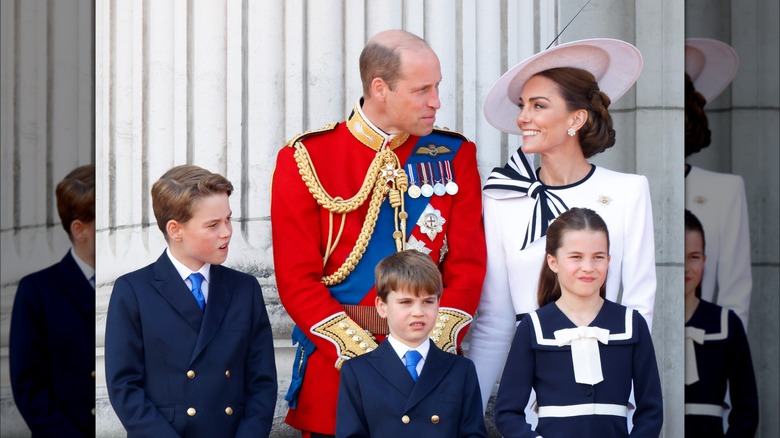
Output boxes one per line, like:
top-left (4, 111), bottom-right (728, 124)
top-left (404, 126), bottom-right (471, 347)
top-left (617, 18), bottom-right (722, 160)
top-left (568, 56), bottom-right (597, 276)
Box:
top-left (105, 164), bottom-right (277, 438)
top-left (10, 164), bottom-right (96, 437)
top-left (336, 250), bottom-right (486, 437)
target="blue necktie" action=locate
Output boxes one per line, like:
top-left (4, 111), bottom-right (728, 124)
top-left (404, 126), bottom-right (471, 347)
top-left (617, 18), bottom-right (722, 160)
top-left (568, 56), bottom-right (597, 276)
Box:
top-left (404, 350), bottom-right (423, 382)
top-left (188, 273), bottom-right (206, 311)
top-left (89, 274), bottom-right (96, 289)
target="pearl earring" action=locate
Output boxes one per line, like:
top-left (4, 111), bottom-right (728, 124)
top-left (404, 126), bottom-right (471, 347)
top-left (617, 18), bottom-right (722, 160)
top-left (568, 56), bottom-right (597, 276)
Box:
top-left (567, 128), bottom-right (576, 137)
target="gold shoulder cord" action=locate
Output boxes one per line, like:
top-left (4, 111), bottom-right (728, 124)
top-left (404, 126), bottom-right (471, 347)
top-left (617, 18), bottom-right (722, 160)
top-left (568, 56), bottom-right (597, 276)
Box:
top-left (292, 141), bottom-right (408, 286)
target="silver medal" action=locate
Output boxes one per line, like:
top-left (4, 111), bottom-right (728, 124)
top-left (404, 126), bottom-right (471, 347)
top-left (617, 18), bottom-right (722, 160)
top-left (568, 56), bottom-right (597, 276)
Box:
top-left (418, 162), bottom-right (434, 198)
top-left (445, 181), bottom-right (459, 195)
top-left (433, 161), bottom-right (446, 196)
top-left (406, 163), bottom-right (421, 199)
top-left (443, 160), bottom-right (458, 195)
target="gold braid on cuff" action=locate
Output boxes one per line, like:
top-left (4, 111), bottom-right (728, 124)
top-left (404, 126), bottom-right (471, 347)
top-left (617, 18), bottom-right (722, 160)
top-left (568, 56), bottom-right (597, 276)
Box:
top-left (430, 308), bottom-right (473, 353)
top-left (310, 312), bottom-right (379, 370)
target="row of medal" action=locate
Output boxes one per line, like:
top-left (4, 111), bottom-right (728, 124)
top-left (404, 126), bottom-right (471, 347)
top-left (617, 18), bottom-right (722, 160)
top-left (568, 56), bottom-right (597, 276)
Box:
top-left (406, 160), bottom-right (459, 199)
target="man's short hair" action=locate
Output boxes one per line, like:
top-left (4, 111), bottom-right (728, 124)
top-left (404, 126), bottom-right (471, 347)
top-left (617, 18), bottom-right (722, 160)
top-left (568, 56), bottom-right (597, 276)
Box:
top-left (375, 250), bottom-right (443, 302)
top-left (359, 30), bottom-right (430, 95)
top-left (56, 164), bottom-right (95, 237)
top-left (151, 164), bottom-right (234, 240)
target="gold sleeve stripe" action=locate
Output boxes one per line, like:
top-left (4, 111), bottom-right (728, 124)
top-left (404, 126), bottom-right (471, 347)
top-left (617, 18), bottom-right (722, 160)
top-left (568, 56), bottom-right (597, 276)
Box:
top-left (310, 312), bottom-right (379, 370)
top-left (430, 307), bottom-right (473, 354)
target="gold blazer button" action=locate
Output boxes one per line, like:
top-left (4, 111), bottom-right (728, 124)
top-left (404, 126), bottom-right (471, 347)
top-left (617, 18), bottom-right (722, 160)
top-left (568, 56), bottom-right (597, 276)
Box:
top-left (401, 415), bottom-right (410, 424)
top-left (225, 407), bottom-right (234, 415)
top-left (187, 370), bottom-right (196, 379)
top-left (431, 414), bottom-right (440, 424)
top-left (187, 407), bottom-right (197, 417)
top-left (225, 370), bottom-right (231, 378)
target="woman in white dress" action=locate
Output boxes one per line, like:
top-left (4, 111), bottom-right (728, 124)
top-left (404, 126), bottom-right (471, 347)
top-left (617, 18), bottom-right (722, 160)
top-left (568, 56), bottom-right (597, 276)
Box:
top-left (684, 38), bottom-right (752, 329)
top-left (468, 39), bottom-right (657, 413)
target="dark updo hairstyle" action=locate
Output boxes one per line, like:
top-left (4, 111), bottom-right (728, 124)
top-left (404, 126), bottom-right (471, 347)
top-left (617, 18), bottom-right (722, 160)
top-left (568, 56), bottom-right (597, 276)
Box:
top-left (534, 67), bottom-right (616, 158)
top-left (684, 209), bottom-right (706, 299)
top-left (684, 73), bottom-right (712, 157)
top-left (538, 207), bottom-right (610, 307)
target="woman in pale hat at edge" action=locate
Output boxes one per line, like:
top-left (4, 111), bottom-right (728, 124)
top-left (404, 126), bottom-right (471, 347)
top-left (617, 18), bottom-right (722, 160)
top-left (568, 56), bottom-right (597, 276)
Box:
top-left (467, 38), bottom-right (657, 431)
top-left (684, 38), bottom-right (754, 437)
top-left (684, 38), bottom-right (752, 331)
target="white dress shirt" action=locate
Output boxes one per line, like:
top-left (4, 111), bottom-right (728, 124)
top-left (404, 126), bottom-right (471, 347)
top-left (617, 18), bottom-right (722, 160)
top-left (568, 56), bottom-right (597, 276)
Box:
top-left (386, 334), bottom-right (430, 377)
top-left (166, 248), bottom-right (211, 303)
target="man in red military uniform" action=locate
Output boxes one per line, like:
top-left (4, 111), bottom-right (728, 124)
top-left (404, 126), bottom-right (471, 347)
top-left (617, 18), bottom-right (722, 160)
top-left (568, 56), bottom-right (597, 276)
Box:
top-left (271, 29), bottom-right (487, 437)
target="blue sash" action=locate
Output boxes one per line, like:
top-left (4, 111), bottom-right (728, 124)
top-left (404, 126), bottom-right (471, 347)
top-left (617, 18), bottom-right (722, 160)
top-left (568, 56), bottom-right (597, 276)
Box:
top-left (285, 132), bottom-right (462, 407)
top-left (328, 132), bottom-right (462, 303)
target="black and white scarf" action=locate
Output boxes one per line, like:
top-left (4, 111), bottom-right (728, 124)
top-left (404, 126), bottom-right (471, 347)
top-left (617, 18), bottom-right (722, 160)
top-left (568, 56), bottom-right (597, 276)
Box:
top-left (483, 149), bottom-right (569, 250)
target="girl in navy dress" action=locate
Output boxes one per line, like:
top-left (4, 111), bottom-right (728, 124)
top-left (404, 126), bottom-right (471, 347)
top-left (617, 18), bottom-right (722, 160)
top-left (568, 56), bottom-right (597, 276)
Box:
top-left (684, 210), bottom-right (758, 437)
top-left (494, 207), bottom-right (662, 437)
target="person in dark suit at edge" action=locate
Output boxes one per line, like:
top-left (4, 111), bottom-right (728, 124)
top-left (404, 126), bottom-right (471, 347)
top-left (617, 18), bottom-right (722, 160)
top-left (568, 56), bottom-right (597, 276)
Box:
top-left (10, 164), bottom-right (97, 437)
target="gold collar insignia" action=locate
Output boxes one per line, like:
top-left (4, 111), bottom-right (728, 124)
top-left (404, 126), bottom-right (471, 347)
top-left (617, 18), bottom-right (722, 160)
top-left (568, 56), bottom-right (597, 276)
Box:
top-left (346, 101), bottom-right (409, 151)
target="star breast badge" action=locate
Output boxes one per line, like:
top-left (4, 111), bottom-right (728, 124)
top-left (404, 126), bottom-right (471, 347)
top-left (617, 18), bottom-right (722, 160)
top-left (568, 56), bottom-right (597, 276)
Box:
top-left (381, 163), bottom-right (400, 183)
top-left (417, 205), bottom-right (446, 240)
top-left (406, 235), bottom-right (432, 255)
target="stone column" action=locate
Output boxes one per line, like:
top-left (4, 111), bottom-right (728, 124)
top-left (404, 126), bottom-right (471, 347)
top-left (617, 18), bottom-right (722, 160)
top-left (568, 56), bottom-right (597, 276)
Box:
top-left (0, 0), bottom-right (94, 436)
top-left (687, 1), bottom-right (780, 437)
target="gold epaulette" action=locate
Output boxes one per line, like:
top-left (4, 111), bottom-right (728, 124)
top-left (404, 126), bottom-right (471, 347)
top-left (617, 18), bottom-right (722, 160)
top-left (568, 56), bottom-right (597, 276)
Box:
top-left (284, 122), bottom-right (339, 147)
top-left (430, 307), bottom-right (473, 354)
top-left (432, 126), bottom-right (471, 143)
top-left (310, 312), bottom-right (379, 370)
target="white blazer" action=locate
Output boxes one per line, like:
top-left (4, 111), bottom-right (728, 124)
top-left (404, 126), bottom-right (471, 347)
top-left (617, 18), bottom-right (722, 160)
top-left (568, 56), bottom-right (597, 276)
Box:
top-left (686, 165), bottom-right (752, 329)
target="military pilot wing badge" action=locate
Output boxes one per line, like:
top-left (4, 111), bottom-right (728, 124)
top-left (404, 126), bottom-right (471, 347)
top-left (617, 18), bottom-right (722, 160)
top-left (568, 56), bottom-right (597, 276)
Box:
top-left (415, 143), bottom-right (452, 157)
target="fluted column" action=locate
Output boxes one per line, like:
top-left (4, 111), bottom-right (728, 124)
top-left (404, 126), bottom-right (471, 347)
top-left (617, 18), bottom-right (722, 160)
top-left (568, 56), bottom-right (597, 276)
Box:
top-left (687, 1), bottom-right (780, 437)
top-left (0, 0), bottom-right (94, 436)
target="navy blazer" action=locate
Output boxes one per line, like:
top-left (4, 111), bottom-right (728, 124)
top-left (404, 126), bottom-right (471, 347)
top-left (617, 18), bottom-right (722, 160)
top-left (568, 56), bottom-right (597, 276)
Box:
top-left (9, 251), bottom-right (96, 437)
top-left (105, 251), bottom-right (277, 438)
top-left (336, 339), bottom-right (486, 437)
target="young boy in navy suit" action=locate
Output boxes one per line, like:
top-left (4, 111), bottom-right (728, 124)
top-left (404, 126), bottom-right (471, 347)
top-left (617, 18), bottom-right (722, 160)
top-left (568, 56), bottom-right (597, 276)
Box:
top-left (105, 164), bottom-right (277, 438)
top-left (10, 164), bottom-right (96, 437)
top-left (336, 250), bottom-right (486, 437)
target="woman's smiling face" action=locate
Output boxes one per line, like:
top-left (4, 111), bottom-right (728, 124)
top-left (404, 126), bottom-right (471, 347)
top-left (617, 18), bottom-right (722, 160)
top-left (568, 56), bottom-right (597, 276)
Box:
top-left (516, 74), bottom-right (580, 155)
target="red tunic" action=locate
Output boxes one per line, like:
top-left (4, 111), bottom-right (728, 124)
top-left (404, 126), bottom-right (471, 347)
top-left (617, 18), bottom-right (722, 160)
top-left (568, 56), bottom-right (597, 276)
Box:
top-left (271, 113), bottom-right (486, 434)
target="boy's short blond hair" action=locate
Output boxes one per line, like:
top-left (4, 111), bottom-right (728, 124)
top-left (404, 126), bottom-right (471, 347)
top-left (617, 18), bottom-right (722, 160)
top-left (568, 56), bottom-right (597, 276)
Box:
top-left (374, 250), bottom-right (443, 302)
top-left (151, 164), bottom-right (233, 241)
top-left (56, 164), bottom-right (95, 238)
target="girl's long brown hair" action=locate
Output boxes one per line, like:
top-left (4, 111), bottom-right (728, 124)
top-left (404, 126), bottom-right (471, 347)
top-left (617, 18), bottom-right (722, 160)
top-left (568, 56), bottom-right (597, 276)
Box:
top-left (537, 207), bottom-right (610, 307)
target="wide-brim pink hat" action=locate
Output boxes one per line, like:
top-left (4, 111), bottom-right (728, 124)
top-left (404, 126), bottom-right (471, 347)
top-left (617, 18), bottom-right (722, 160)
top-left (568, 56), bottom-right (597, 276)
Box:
top-left (685, 38), bottom-right (739, 105)
top-left (483, 38), bottom-right (643, 135)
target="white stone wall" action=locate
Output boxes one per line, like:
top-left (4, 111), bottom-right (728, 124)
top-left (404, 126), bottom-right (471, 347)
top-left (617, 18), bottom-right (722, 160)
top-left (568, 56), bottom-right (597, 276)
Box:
top-left (686, 1), bottom-right (780, 437)
top-left (0, 0), bottom-right (95, 436)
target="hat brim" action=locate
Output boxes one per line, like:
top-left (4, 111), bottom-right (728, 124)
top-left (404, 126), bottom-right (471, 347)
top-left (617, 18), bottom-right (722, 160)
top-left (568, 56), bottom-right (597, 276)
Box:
top-left (483, 38), bottom-right (643, 135)
top-left (685, 38), bottom-right (739, 105)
